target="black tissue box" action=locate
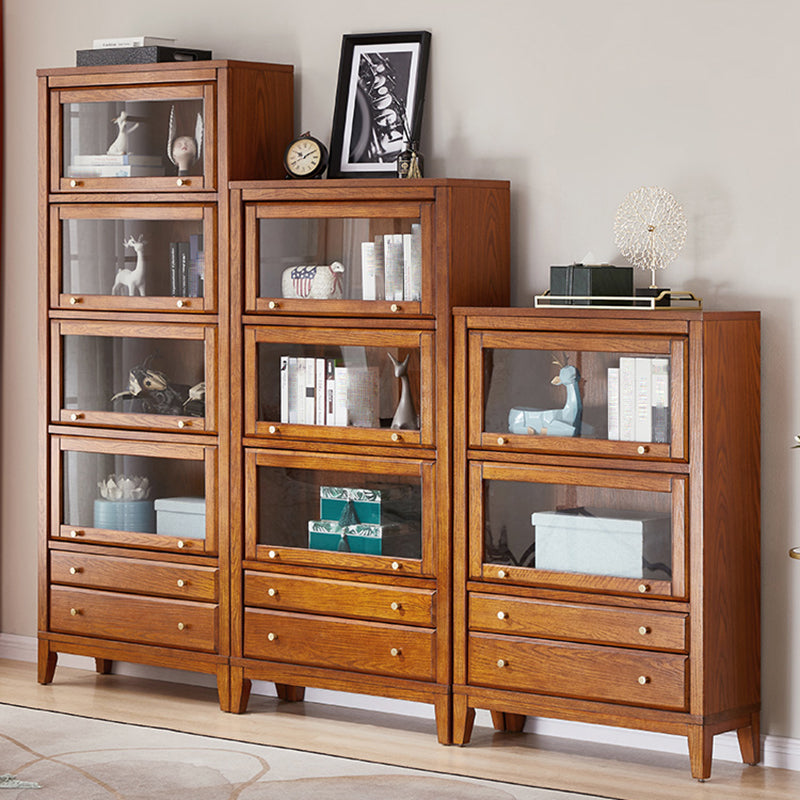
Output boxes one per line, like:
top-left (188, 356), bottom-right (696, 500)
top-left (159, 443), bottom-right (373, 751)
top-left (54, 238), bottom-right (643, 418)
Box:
top-left (76, 46), bottom-right (212, 67)
top-left (549, 264), bottom-right (633, 306)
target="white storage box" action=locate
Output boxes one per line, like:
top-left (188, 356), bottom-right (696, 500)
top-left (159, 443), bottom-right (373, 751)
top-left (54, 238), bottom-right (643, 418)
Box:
top-left (154, 497), bottom-right (206, 539)
top-left (532, 507), bottom-right (671, 579)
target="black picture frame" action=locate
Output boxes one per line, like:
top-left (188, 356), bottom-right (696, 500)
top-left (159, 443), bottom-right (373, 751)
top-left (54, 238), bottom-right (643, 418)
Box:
top-left (328, 31), bottom-right (431, 179)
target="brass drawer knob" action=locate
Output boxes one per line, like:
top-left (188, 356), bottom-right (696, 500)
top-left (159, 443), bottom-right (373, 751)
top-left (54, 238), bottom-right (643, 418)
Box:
top-left (267, 632), bottom-right (277, 642)
top-left (638, 675), bottom-right (650, 685)
top-left (391, 432), bottom-right (401, 442)
top-left (638, 626), bottom-right (651, 636)
top-left (497, 436), bottom-right (507, 445)
top-left (497, 611), bottom-right (508, 620)
top-left (497, 569), bottom-right (507, 579)
top-left (69, 296), bottom-right (81, 305)
top-left (177, 300), bottom-right (186, 308)
top-left (637, 445), bottom-right (649, 455)
top-left (69, 567), bottom-right (80, 575)
top-left (390, 647), bottom-right (401, 656)
top-left (268, 550), bottom-right (278, 559)
top-left (391, 561), bottom-right (400, 571)
top-left (177, 579), bottom-right (186, 588)
top-left (497, 659), bottom-right (507, 668)
top-left (267, 588), bottom-right (277, 597)
top-left (69, 530), bottom-right (82, 538)
top-left (268, 425), bottom-right (278, 434)
top-left (70, 413), bottom-right (83, 421)
top-left (69, 179), bottom-right (82, 188)
top-left (390, 303), bottom-right (400, 312)
top-left (390, 602), bottom-right (401, 611)
top-left (177, 420), bottom-right (187, 428)
top-left (177, 540), bottom-right (186, 549)
top-left (177, 622), bottom-right (186, 630)
top-left (638, 584), bottom-right (650, 593)
top-left (268, 300), bottom-right (279, 310)
top-left (176, 178), bottom-right (189, 187)
top-left (70, 607), bottom-right (80, 616)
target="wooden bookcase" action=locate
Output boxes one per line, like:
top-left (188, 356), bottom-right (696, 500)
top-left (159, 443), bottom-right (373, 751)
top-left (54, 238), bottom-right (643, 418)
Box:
top-left (228, 179), bottom-right (511, 741)
top-left (451, 307), bottom-right (761, 779)
top-left (37, 60), bottom-right (293, 710)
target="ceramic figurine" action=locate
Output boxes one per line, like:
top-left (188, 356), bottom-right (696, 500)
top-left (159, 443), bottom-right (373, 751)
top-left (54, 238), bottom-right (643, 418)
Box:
top-left (508, 357), bottom-right (583, 437)
top-left (281, 262), bottom-right (345, 299)
top-left (167, 105), bottom-right (203, 176)
top-left (107, 111), bottom-right (140, 155)
top-left (112, 235), bottom-right (147, 297)
top-left (111, 356), bottom-right (205, 417)
top-left (388, 352), bottom-right (419, 430)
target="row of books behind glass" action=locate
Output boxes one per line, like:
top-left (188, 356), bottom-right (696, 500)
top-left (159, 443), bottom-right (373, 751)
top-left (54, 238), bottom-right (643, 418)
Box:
top-left (360, 225), bottom-right (421, 302)
top-left (169, 235), bottom-right (204, 297)
top-left (607, 356), bottom-right (669, 443)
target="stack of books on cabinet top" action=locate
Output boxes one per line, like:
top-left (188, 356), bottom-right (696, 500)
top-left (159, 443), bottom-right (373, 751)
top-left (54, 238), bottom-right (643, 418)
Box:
top-left (607, 357), bottom-right (669, 443)
top-left (169, 235), bottom-right (204, 297)
top-left (66, 154), bottom-right (166, 179)
top-left (360, 225), bottom-right (422, 302)
top-left (280, 357), bottom-right (380, 428)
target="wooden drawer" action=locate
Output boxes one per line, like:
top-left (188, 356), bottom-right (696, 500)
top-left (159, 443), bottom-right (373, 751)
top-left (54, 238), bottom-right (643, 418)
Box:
top-left (51, 551), bottom-right (218, 602)
top-left (244, 608), bottom-right (435, 681)
top-left (50, 586), bottom-right (217, 652)
top-left (470, 593), bottom-right (687, 652)
top-left (468, 632), bottom-right (687, 711)
top-left (244, 572), bottom-right (435, 626)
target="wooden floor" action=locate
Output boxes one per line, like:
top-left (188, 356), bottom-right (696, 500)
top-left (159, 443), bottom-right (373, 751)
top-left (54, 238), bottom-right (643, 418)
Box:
top-left (1, 658), bottom-right (795, 799)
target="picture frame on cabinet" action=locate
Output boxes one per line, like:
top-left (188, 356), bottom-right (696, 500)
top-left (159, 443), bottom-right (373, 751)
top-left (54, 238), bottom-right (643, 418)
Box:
top-left (328, 31), bottom-right (431, 178)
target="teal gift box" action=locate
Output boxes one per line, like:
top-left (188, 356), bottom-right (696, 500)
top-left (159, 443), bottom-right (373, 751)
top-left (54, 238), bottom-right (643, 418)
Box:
top-left (308, 519), bottom-right (419, 557)
top-left (319, 486), bottom-right (381, 524)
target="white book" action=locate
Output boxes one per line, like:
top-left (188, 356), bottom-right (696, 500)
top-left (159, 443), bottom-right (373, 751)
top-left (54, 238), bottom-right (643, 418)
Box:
top-left (287, 357), bottom-right (298, 424)
top-left (65, 165), bottom-right (164, 178)
top-left (651, 358), bottom-right (670, 443)
top-left (325, 359), bottom-right (336, 425)
top-left (93, 36), bottom-right (176, 49)
top-left (72, 154), bottom-right (164, 166)
top-left (315, 358), bottom-right (326, 426)
top-left (345, 367), bottom-right (380, 428)
top-left (634, 357), bottom-right (653, 443)
top-left (334, 366), bottom-right (349, 427)
top-left (304, 357), bottom-right (316, 424)
top-left (607, 367), bottom-right (620, 440)
top-left (403, 233), bottom-right (413, 302)
top-left (619, 357), bottom-right (636, 441)
top-left (361, 241), bottom-right (377, 301)
top-left (384, 234), bottom-right (404, 302)
top-left (280, 356), bottom-right (289, 424)
top-left (372, 236), bottom-right (386, 300)
top-left (409, 223), bottom-right (422, 301)
top-left (295, 358), bottom-right (307, 424)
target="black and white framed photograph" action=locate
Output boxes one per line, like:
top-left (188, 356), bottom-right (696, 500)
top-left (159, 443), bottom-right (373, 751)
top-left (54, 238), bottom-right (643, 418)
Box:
top-left (329, 31), bottom-right (431, 178)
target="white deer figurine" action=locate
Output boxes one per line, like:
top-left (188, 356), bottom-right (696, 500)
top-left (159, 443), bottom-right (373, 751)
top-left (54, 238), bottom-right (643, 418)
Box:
top-left (112, 235), bottom-right (147, 297)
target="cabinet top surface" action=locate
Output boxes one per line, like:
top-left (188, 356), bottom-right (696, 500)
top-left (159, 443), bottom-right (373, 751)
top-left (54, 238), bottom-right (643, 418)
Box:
top-left (453, 306), bottom-right (760, 323)
top-left (37, 59), bottom-right (293, 78)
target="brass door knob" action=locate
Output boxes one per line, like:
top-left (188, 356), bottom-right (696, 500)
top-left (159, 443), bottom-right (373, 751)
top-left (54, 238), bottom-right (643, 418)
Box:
top-left (497, 569), bottom-right (507, 578)
top-left (497, 659), bottom-right (507, 668)
top-left (70, 608), bottom-right (79, 616)
top-left (177, 622), bottom-right (186, 630)
top-left (268, 300), bottom-right (279, 310)
top-left (268, 425), bottom-right (278, 434)
top-left (267, 632), bottom-right (277, 641)
top-left (638, 584), bottom-right (650, 593)
top-left (177, 540), bottom-right (186, 549)
top-left (391, 561), bottom-right (400, 571)
top-left (497, 611), bottom-right (507, 620)
top-left (69, 567), bottom-right (79, 575)
top-left (177, 579), bottom-right (186, 588)
top-left (390, 602), bottom-right (401, 611)
top-left (177, 300), bottom-right (186, 308)
top-left (390, 647), bottom-right (401, 656)
top-left (638, 626), bottom-right (651, 636)
top-left (267, 588), bottom-right (277, 597)
top-left (638, 675), bottom-right (650, 685)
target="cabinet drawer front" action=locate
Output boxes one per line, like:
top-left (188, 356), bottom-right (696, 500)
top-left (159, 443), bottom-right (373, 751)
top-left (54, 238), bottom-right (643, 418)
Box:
top-left (244, 572), bottom-right (435, 626)
top-left (244, 608), bottom-right (435, 681)
top-left (50, 586), bottom-right (217, 652)
top-left (470, 594), bottom-right (687, 652)
top-left (51, 551), bottom-right (218, 601)
top-left (468, 632), bottom-right (687, 710)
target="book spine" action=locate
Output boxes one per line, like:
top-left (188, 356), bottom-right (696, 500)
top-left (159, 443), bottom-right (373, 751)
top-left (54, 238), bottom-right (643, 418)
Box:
top-left (403, 233), bottom-right (413, 302)
top-left (304, 357), bottom-right (316, 424)
top-left (361, 241), bottom-right (376, 301)
top-left (372, 236), bottom-right (386, 301)
top-left (169, 242), bottom-right (179, 296)
top-left (177, 241), bottom-right (189, 297)
top-left (315, 358), bottom-right (326, 426)
top-left (409, 223), bottom-right (422, 301)
top-left (334, 366), bottom-right (349, 427)
top-left (325, 359), bottom-right (336, 425)
top-left (93, 36), bottom-right (176, 48)
top-left (651, 357), bottom-right (670, 443)
top-left (619, 356), bottom-right (636, 441)
top-left (384, 234), bottom-right (404, 301)
top-left (607, 367), bottom-right (620, 440)
top-left (634, 357), bottom-right (653, 443)
top-left (287, 356), bottom-right (298, 424)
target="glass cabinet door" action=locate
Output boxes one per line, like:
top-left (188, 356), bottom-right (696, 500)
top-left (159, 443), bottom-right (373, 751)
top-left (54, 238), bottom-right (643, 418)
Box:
top-left (53, 436), bottom-right (217, 554)
top-left (245, 450), bottom-right (435, 575)
top-left (470, 331), bottom-right (686, 460)
top-left (470, 461), bottom-right (686, 598)
top-left (244, 326), bottom-right (434, 446)
top-left (244, 202), bottom-right (433, 315)
top-left (53, 85), bottom-right (215, 192)
top-left (53, 205), bottom-right (216, 312)
top-left (52, 320), bottom-right (216, 433)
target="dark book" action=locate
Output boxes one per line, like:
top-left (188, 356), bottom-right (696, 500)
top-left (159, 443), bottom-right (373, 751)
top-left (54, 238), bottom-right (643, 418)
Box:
top-left (549, 264), bottom-right (633, 306)
top-left (76, 46), bottom-right (212, 67)
top-left (177, 241), bottom-right (190, 297)
top-left (168, 242), bottom-right (179, 296)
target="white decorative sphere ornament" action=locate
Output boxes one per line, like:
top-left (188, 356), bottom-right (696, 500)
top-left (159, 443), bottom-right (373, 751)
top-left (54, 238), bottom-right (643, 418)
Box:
top-left (613, 186), bottom-right (687, 290)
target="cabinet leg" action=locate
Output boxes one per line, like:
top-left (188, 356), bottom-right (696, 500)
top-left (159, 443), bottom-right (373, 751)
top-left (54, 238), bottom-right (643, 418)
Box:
top-left (490, 710), bottom-right (526, 733)
top-left (434, 694), bottom-right (452, 744)
top-left (228, 667), bottom-right (252, 714)
top-left (37, 641), bottom-right (58, 684)
top-left (452, 695), bottom-right (476, 745)
top-left (688, 725), bottom-right (714, 781)
top-left (275, 683), bottom-right (305, 702)
top-left (94, 658), bottom-right (113, 675)
top-left (216, 665), bottom-right (232, 712)
top-left (736, 712), bottom-right (761, 766)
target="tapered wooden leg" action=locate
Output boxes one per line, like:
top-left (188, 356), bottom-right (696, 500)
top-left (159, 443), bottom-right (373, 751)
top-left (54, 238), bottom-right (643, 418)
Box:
top-left (275, 683), bottom-right (305, 702)
top-left (216, 665), bottom-right (232, 712)
top-left (37, 641), bottom-right (58, 684)
top-left (737, 712), bottom-right (761, 766)
top-left (434, 694), bottom-right (452, 744)
top-left (94, 658), bottom-right (113, 675)
top-left (452, 694), bottom-right (476, 745)
top-left (490, 710), bottom-right (526, 733)
top-left (228, 667), bottom-right (252, 714)
top-left (688, 725), bottom-right (714, 781)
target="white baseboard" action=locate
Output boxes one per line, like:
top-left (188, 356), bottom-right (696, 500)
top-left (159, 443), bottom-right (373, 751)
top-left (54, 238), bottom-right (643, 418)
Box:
top-left (3, 632), bottom-right (798, 771)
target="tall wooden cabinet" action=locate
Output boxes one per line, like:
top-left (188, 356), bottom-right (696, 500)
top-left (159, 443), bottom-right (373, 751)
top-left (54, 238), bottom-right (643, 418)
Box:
top-left (37, 61), bottom-right (293, 709)
top-left (228, 179), bottom-right (511, 741)
top-left (451, 307), bottom-right (761, 779)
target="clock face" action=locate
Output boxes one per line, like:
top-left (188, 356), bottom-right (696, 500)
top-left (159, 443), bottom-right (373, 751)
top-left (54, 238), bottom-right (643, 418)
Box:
top-left (285, 137), bottom-right (326, 177)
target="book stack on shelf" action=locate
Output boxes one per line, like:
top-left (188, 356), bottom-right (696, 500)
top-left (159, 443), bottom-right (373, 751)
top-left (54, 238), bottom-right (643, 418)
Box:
top-left (607, 357), bottom-right (669, 442)
top-left (66, 154), bottom-right (166, 179)
top-left (360, 224), bottom-right (422, 302)
top-left (279, 357), bottom-right (380, 428)
top-left (77, 36), bottom-right (212, 67)
top-left (169, 235), bottom-right (204, 297)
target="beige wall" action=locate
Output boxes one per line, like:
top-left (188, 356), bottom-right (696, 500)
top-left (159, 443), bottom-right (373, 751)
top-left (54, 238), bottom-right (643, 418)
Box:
top-left (3, 0), bottom-right (798, 739)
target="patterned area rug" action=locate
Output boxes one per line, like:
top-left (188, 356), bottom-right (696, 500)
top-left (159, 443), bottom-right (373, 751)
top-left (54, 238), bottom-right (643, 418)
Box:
top-left (0, 704), bottom-right (605, 799)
